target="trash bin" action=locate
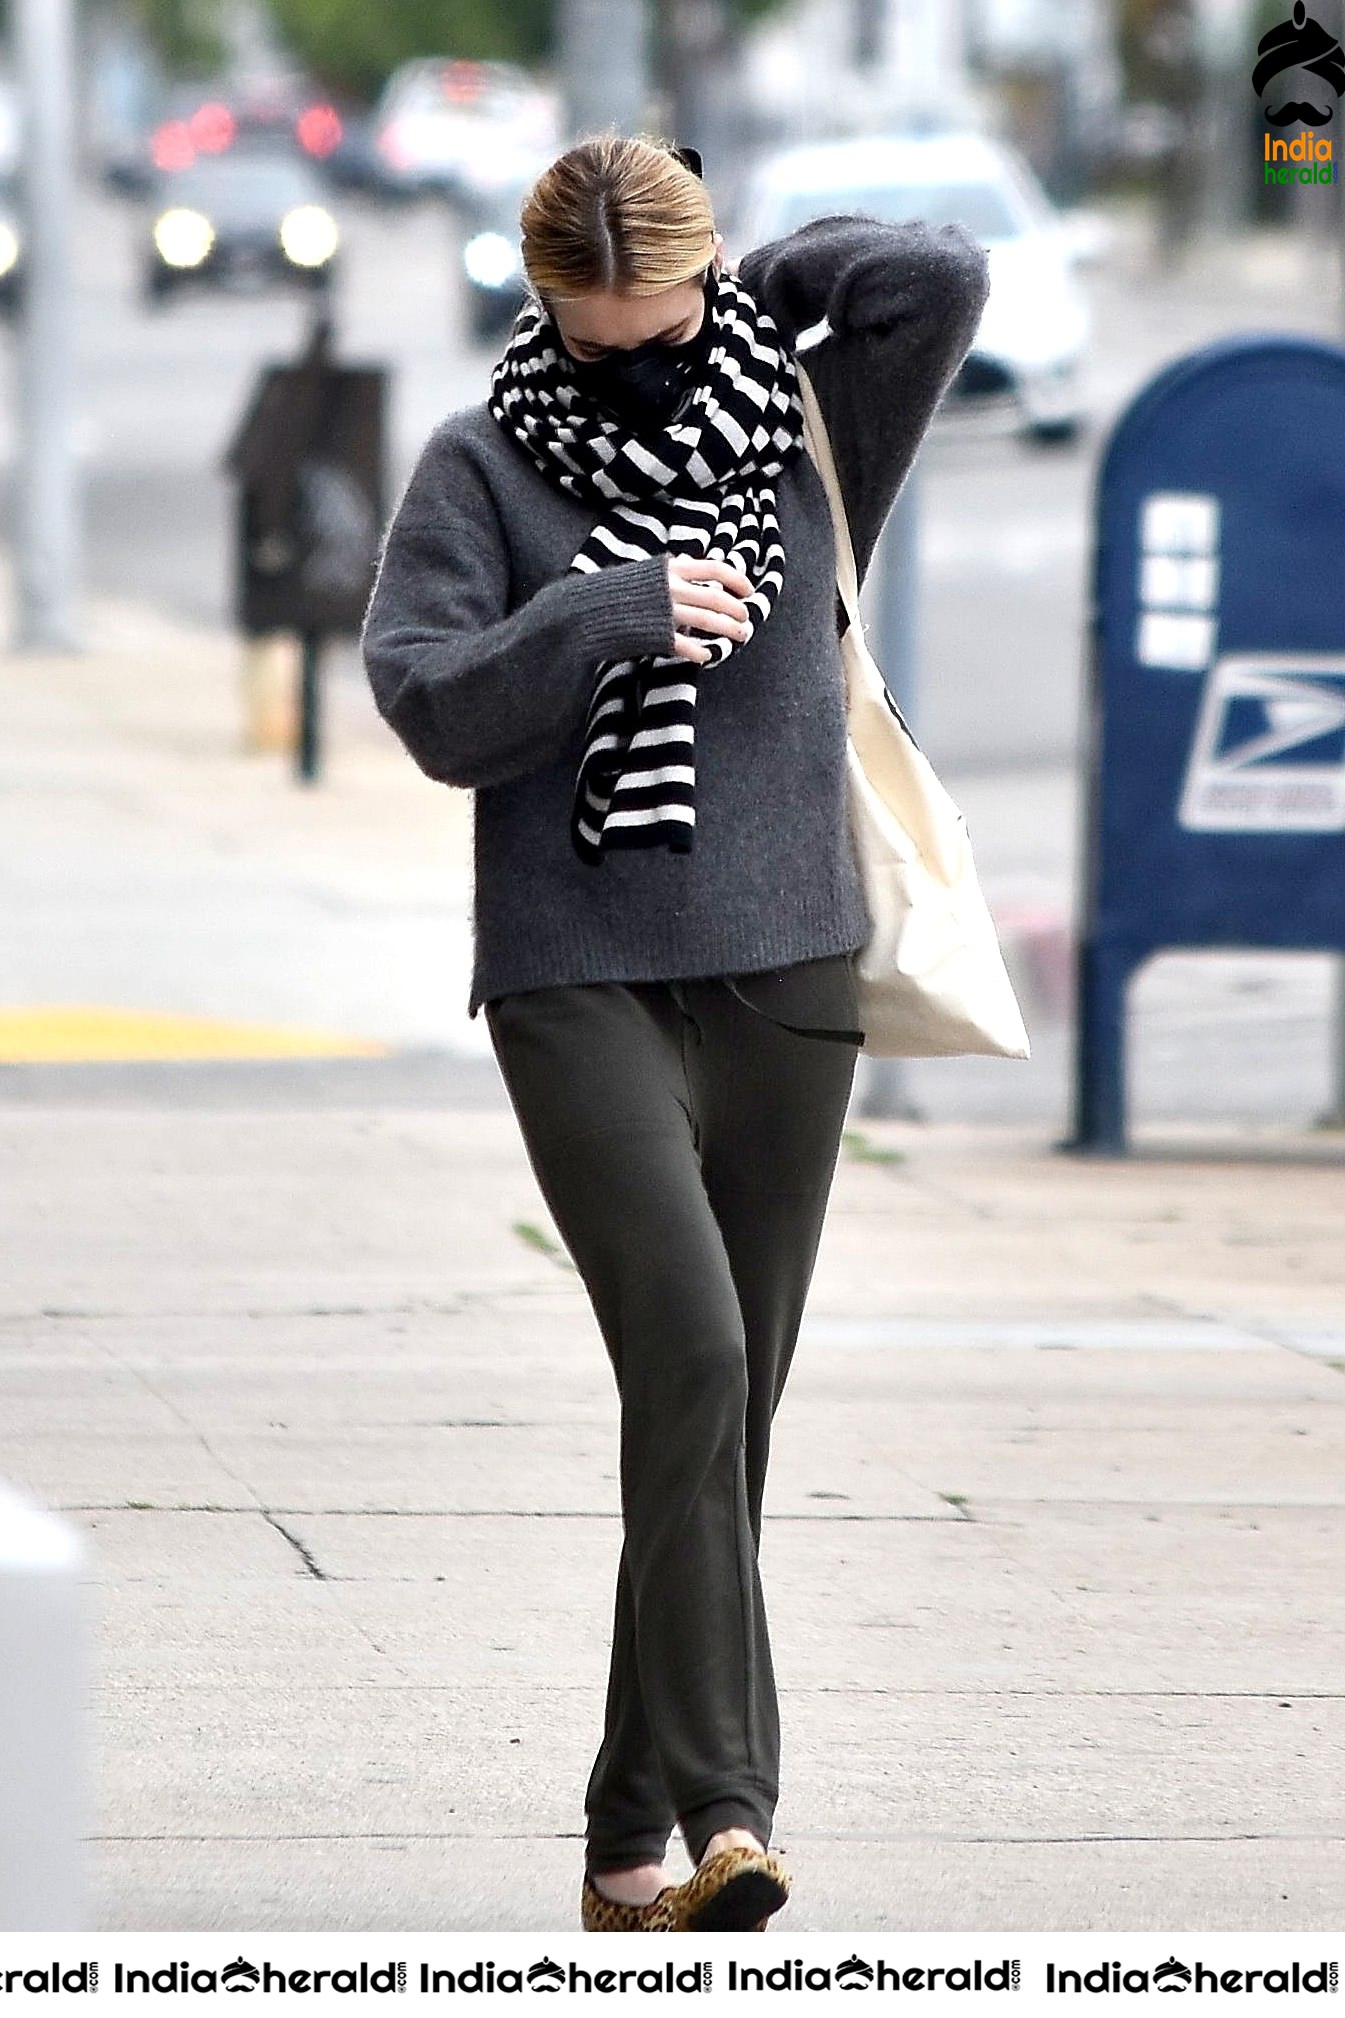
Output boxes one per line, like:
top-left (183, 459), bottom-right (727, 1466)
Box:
top-left (225, 316), bottom-right (387, 778)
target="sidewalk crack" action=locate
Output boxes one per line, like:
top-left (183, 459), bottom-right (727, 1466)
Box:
top-left (84, 1337), bottom-right (268, 1511)
top-left (258, 1517), bottom-right (412, 1677)
top-left (262, 1512), bottom-right (326, 1580)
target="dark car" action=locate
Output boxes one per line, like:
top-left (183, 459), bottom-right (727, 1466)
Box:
top-left (143, 149), bottom-right (339, 305)
top-left (0, 177), bottom-right (23, 317)
top-left (0, 80), bottom-right (22, 314)
top-left (458, 179), bottom-right (530, 343)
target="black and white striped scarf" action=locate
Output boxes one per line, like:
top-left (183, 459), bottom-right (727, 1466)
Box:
top-left (487, 270), bottom-right (803, 864)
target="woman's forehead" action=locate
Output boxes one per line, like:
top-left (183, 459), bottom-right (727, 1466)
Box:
top-left (550, 276), bottom-right (706, 349)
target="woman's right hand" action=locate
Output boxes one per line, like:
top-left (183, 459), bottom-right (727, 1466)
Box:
top-left (667, 554), bottom-right (754, 664)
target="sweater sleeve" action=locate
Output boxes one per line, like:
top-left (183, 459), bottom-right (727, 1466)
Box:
top-left (361, 422), bottom-right (677, 790)
top-left (737, 214), bottom-right (990, 587)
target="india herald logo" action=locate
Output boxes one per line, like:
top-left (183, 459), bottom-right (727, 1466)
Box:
top-left (1254, 2), bottom-right (1345, 126)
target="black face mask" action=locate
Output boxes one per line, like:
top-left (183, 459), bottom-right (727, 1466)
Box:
top-left (568, 267), bottom-right (718, 428)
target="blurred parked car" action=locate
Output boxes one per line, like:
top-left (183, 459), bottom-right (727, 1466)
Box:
top-left (459, 179), bottom-right (531, 341)
top-left (109, 72), bottom-right (354, 196)
top-left (319, 107), bottom-right (386, 194)
top-left (142, 148), bottom-right (339, 305)
top-left (0, 82), bottom-right (21, 316)
top-left (370, 57), bottom-right (558, 204)
top-left (0, 178), bottom-right (24, 317)
top-left (0, 73), bottom-right (20, 179)
top-left (736, 131), bottom-right (1094, 442)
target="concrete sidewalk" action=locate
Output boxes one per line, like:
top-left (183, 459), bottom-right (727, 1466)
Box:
top-left (1, 592), bottom-right (1343, 1933)
top-left (1, 1102), bottom-right (1342, 1933)
top-left (0, 590), bottom-right (483, 1066)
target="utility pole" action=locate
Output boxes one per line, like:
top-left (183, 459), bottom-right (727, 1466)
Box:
top-left (656, 0), bottom-right (733, 160)
top-left (852, 0), bottom-right (968, 1122)
top-left (13, 0), bottom-right (81, 652)
top-left (852, 0), bottom-right (883, 67)
top-left (558, 0), bottom-right (649, 140)
top-left (884, 0), bottom-right (974, 129)
top-left (1323, 140), bottom-right (1345, 1130)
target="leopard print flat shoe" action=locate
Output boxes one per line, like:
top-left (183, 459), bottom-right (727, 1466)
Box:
top-left (581, 1874), bottom-right (681, 1932)
top-left (670, 1846), bottom-right (791, 1932)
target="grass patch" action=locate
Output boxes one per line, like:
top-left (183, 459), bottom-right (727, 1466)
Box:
top-left (938, 1491), bottom-right (973, 1518)
top-left (842, 1129), bottom-right (905, 1166)
top-left (512, 1219), bottom-right (574, 1270)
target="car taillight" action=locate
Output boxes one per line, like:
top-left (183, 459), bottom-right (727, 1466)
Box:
top-left (190, 101), bottom-right (235, 153)
top-left (297, 103), bottom-right (343, 158)
top-left (150, 121), bottom-right (195, 172)
top-left (441, 61), bottom-right (485, 102)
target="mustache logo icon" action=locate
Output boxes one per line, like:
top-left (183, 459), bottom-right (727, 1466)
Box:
top-left (1266, 99), bottom-right (1335, 123)
top-left (1253, 2), bottom-right (1345, 128)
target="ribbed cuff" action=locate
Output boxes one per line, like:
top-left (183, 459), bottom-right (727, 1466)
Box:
top-left (586, 1835), bottom-right (675, 1876)
top-left (680, 1796), bottom-right (774, 1867)
top-left (572, 555), bottom-right (675, 666)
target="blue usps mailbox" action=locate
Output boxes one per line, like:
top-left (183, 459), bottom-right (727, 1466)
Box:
top-left (1070, 334), bottom-right (1345, 1153)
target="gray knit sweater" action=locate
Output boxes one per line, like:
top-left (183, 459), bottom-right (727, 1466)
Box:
top-left (361, 215), bottom-right (990, 1016)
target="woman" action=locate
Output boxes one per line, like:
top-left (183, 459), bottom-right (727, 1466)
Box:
top-left (362, 133), bottom-right (988, 1933)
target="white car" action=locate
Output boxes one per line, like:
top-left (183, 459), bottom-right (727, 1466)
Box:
top-left (371, 57), bottom-right (558, 205)
top-left (735, 131), bottom-right (1094, 442)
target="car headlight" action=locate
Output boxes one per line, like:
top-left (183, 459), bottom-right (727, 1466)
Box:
top-left (0, 222), bottom-right (18, 276)
top-left (463, 230), bottom-right (520, 288)
top-left (279, 205), bottom-right (339, 268)
top-left (153, 207), bottom-right (215, 268)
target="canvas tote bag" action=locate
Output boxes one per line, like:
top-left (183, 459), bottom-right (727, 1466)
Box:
top-left (797, 364), bottom-right (1031, 1060)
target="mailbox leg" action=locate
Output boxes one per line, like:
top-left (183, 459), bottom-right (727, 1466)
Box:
top-left (297, 631), bottom-right (322, 784)
top-left (1064, 937), bottom-right (1137, 1157)
top-left (242, 633), bottom-right (300, 754)
top-left (1319, 958), bottom-right (1345, 1130)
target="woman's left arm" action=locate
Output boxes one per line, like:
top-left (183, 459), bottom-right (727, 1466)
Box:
top-left (737, 214), bottom-right (990, 588)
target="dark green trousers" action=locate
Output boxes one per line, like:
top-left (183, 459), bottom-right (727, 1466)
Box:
top-left (485, 954), bottom-right (859, 1873)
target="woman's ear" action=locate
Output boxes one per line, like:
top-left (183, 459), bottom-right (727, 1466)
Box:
top-left (711, 231), bottom-right (739, 279)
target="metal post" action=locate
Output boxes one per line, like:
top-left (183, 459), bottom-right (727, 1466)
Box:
top-left (558, 0), bottom-right (649, 140)
top-left (1324, 964), bottom-right (1345, 1128)
top-left (857, 465), bottom-right (924, 1121)
top-left (1065, 938), bottom-right (1136, 1156)
top-left (13, 0), bottom-right (81, 651)
top-left (298, 632), bottom-right (322, 783)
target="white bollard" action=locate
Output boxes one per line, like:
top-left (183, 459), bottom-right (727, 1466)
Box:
top-left (0, 1481), bottom-right (87, 1930)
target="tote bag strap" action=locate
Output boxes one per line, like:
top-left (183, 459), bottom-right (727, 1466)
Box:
top-left (796, 365), bottom-right (864, 637)
top-left (797, 362), bottom-right (922, 749)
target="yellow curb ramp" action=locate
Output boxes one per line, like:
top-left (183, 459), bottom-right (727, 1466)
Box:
top-left (0, 1006), bottom-right (389, 1064)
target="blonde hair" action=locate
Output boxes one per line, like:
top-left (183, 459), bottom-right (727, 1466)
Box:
top-left (520, 132), bottom-right (715, 301)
